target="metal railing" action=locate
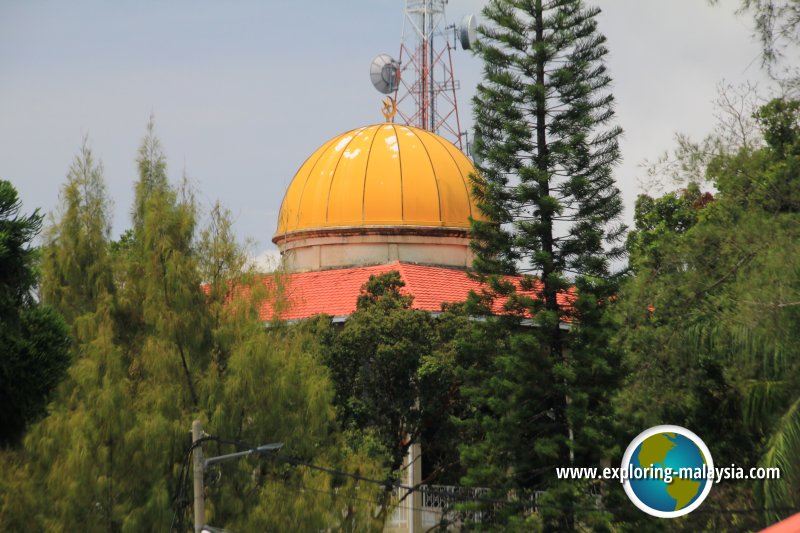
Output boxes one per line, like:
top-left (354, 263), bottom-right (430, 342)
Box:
top-left (386, 484), bottom-right (550, 529)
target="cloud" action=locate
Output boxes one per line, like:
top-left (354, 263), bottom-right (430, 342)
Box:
top-left (249, 249), bottom-right (282, 273)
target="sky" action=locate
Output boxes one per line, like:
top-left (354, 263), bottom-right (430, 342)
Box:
top-left (0, 0), bottom-right (772, 263)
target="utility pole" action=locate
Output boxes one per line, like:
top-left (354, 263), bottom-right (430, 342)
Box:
top-left (192, 420), bottom-right (205, 533)
top-left (408, 442), bottom-right (423, 533)
top-left (190, 419), bottom-right (283, 533)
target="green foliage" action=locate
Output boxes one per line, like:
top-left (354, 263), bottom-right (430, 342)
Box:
top-left (616, 98), bottom-right (800, 529)
top-left (452, 316), bottom-right (553, 523)
top-left (19, 297), bottom-right (138, 532)
top-left (710, 0), bottom-right (800, 70)
top-left (41, 136), bottom-right (114, 325)
top-left (0, 304), bottom-right (71, 446)
top-left (204, 321), bottom-right (384, 532)
top-left (121, 117), bottom-right (210, 409)
top-left (470, 0), bottom-right (625, 284)
top-left (0, 180), bottom-right (43, 312)
top-left (449, 304), bottom-right (616, 531)
top-left (318, 271), bottom-right (494, 506)
top-left (462, 0), bottom-right (626, 526)
top-left (320, 272), bottom-right (436, 471)
top-left (0, 180), bottom-right (71, 445)
top-left (626, 184), bottom-right (713, 272)
top-left (0, 121), bottom-right (380, 532)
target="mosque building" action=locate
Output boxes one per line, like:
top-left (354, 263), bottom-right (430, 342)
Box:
top-left (255, 111), bottom-right (550, 531)
top-left (261, 115), bottom-right (493, 530)
top-left (255, 0), bottom-right (532, 322)
top-left (260, 118), bottom-right (540, 323)
top-left (251, 5), bottom-right (553, 529)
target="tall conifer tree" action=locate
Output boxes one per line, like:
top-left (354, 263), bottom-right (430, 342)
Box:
top-left (41, 136), bottom-right (114, 326)
top-left (2, 122), bottom-right (382, 531)
top-left (463, 0), bottom-right (625, 527)
top-left (471, 0), bottom-right (624, 301)
top-left (0, 181), bottom-right (70, 445)
top-left (124, 116), bottom-right (209, 409)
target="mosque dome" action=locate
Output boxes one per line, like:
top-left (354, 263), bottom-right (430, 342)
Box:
top-left (273, 123), bottom-right (484, 272)
top-left (274, 123), bottom-right (481, 236)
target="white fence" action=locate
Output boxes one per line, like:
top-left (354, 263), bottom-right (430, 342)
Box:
top-left (386, 485), bottom-right (546, 531)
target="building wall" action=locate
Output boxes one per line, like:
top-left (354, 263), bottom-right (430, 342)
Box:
top-left (278, 232), bottom-right (475, 271)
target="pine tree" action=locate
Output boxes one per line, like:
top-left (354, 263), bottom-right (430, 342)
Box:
top-left (9, 120), bottom-right (212, 531)
top-left (464, 0), bottom-right (625, 527)
top-left (0, 180), bottom-right (42, 313)
top-left (0, 180), bottom-right (70, 445)
top-left (470, 0), bottom-right (625, 311)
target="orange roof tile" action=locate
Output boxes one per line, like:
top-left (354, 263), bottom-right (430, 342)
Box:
top-left (760, 513), bottom-right (800, 533)
top-left (245, 261), bottom-right (573, 322)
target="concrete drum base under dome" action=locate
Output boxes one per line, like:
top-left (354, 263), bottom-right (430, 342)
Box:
top-left (276, 226), bottom-right (475, 272)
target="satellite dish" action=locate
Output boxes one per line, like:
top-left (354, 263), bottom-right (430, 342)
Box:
top-left (459, 14), bottom-right (478, 50)
top-left (370, 54), bottom-right (400, 94)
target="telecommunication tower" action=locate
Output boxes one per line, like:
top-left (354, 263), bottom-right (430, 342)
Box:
top-left (370, 1), bottom-right (477, 150)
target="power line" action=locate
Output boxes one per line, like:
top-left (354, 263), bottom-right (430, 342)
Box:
top-left (172, 433), bottom-right (800, 526)
top-left (178, 435), bottom-right (542, 513)
top-left (170, 436), bottom-right (221, 533)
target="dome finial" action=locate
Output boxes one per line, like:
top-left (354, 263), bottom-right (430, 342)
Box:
top-left (381, 97), bottom-right (397, 122)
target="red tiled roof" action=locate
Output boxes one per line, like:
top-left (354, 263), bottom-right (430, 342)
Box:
top-left (760, 513), bottom-right (800, 533)
top-left (243, 261), bottom-right (573, 322)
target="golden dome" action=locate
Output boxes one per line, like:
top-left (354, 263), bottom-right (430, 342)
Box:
top-left (274, 123), bottom-right (482, 239)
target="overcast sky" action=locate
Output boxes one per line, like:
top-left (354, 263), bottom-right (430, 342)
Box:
top-left (1, 0), bottom-right (771, 261)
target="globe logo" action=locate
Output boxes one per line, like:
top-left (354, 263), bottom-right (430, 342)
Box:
top-left (621, 425), bottom-right (714, 518)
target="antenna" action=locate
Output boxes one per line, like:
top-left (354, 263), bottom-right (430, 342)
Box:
top-left (370, 54), bottom-right (401, 94)
top-left (458, 14), bottom-right (477, 50)
top-left (370, 1), bottom-right (476, 151)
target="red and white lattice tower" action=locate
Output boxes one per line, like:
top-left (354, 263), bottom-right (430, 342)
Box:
top-left (394, 0), bottom-right (464, 149)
